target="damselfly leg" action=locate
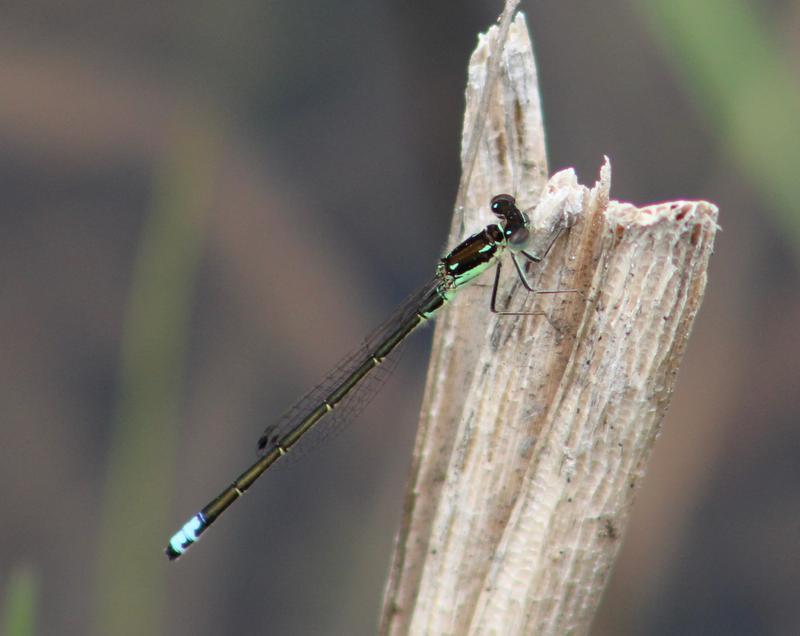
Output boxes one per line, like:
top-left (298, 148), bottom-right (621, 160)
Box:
top-left (488, 226), bottom-right (580, 316)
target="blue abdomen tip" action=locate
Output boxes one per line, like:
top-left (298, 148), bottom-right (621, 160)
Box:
top-left (165, 513), bottom-right (207, 560)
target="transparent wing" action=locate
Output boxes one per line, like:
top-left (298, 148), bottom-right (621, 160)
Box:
top-left (256, 276), bottom-right (444, 458)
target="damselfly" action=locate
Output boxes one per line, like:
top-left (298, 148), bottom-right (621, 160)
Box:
top-left (166, 194), bottom-right (562, 559)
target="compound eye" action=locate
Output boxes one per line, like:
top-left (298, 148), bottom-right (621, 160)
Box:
top-left (490, 193), bottom-right (516, 217)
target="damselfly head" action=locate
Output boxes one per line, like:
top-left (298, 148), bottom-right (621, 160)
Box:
top-left (490, 194), bottom-right (516, 219)
top-left (490, 194), bottom-right (529, 248)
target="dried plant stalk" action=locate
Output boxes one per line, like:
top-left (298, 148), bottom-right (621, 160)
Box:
top-left (379, 13), bottom-right (719, 636)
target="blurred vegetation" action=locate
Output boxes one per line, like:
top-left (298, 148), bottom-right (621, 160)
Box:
top-left (637, 0), bottom-right (800, 249)
top-left (92, 112), bottom-right (217, 636)
top-left (2, 564), bottom-right (37, 636)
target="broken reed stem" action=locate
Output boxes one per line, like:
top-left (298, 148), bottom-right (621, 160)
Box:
top-left (379, 13), bottom-right (719, 636)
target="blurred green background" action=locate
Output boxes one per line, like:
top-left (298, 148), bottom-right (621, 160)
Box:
top-left (1, 1), bottom-right (799, 634)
